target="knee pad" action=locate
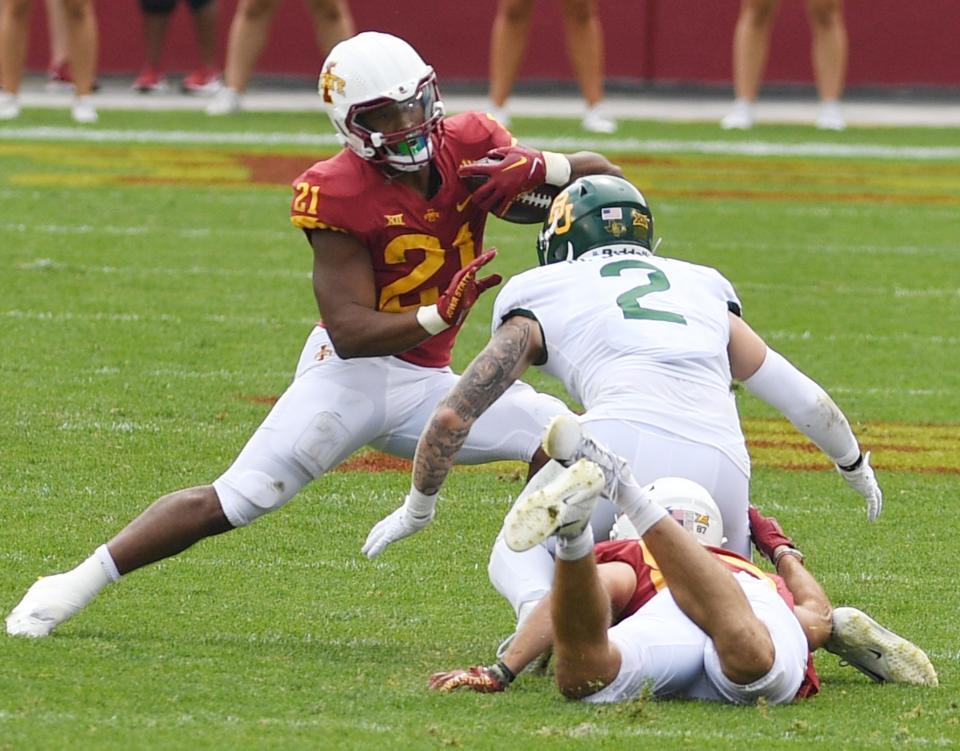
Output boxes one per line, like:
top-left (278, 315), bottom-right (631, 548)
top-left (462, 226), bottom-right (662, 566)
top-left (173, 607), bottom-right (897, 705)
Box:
top-left (292, 411), bottom-right (350, 477)
top-left (140, 0), bottom-right (177, 14)
top-left (214, 470), bottom-right (288, 527)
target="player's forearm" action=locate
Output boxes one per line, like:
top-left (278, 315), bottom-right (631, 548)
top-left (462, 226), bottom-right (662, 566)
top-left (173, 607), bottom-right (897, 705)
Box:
top-left (777, 554), bottom-right (833, 651)
top-left (500, 596), bottom-right (555, 675)
top-left (321, 306), bottom-right (431, 359)
top-left (412, 322), bottom-right (536, 494)
top-left (412, 405), bottom-right (471, 496)
top-left (566, 151), bottom-right (624, 182)
top-left (741, 348), bottom-right (861, 466)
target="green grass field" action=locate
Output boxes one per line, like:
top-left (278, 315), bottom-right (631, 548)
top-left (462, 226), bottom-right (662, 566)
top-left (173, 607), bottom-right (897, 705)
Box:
top-left (2, 108), bottom-right (959, 750)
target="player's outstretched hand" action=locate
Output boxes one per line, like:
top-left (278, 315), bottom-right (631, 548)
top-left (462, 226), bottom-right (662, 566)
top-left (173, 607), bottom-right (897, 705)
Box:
top-left (362, 497), bottom-right (435, 559)
top-left (459, 146), bottom-right (547, 214)
top-left (837, 451), bottom-right (883, 522)
top-left (748, 505), bottom-right (802, 566)
top-left (436, 248), bottom-right (502, 328)
top-left (428, 666), bottom-right (506, 693)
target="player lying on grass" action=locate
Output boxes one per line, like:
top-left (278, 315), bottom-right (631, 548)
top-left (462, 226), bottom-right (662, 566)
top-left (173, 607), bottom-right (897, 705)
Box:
top-left (363, 174), bottom-right (884, 655)
top-left (429, 475), bottom-right (937, 697)
top-left (6, 31), bottom-right (621, 639)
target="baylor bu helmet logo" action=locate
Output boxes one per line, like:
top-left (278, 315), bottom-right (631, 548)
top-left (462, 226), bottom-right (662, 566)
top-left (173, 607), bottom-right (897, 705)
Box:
top-left (319, 61), bottom-right (346, 103)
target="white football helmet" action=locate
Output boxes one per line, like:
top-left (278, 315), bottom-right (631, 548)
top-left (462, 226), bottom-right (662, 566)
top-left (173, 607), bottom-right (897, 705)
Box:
top-left (318, 31), bottom-right (445, 172)
top-left (610, 477), bottom-right (725, 547)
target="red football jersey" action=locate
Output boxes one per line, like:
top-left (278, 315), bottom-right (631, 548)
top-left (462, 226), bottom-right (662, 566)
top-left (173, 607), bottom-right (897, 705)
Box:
top-left (594, 539), bottom-right (820, 699)
top-left (289, 112), bottom-right (513, 368)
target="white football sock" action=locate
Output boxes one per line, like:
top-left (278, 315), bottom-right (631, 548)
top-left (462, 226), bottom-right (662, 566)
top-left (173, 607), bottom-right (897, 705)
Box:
top-left (617, 474), bottom-right (667, 537)
top-left (556, 525), bottom-right (594, 561)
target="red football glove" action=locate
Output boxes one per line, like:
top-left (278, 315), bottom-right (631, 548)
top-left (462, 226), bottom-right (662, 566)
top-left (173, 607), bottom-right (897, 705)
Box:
top-left (436, 248), bottom-right (502, 327)
top-left (748, 505), bottom-right (803, 566)
top-left (458, 145), bottom-right (547, 215)
top-left (428, 666), bottom-right (506, 693)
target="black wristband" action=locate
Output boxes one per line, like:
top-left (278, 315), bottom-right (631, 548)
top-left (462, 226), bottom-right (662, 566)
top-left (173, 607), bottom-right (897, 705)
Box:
top-left (838, 453), bottom-right (864, 472)
top-left (489, 659), bottom-right (516, 686)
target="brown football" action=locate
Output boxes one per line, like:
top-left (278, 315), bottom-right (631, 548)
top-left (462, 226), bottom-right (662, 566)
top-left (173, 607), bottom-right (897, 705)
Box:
top-left (461, 157), bottom-right (561, 224)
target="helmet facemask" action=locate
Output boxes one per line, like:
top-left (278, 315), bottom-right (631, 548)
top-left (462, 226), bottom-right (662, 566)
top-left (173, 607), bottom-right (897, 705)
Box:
top-left (345, 73), bottom-right (444, 172)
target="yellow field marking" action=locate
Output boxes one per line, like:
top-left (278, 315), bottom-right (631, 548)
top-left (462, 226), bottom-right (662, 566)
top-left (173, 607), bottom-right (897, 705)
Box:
top-left (338, 418), bottom-right (959, 475)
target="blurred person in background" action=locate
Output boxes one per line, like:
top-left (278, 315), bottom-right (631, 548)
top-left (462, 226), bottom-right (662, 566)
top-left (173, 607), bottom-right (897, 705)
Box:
top-left (721, 0), bottom-right (847, 130)
top-left (0, 0), bottom-right (99, 122)
top-left (44, 0), bottom-right (70, 88)
top-left (486, 0), bottom-right (616, 134)
top-left (206, 0), bottom-right (352, 115)
top-left (133, 0), bottom-right (222, 95)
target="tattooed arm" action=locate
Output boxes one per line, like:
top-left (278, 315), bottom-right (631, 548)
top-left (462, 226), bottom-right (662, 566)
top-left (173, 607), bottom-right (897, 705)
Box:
top-left (413, 316), bottom-right (545, 495)
top-left (361, 316), bottom-right (544, 559)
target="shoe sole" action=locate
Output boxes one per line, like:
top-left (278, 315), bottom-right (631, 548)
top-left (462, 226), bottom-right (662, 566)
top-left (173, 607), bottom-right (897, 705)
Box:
top-left (503, 458), bottom-right (604, 552)
top-left (828, 607), bottom-right (938, 686)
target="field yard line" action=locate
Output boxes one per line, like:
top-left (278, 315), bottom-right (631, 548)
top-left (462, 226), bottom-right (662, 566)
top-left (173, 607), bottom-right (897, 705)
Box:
top-left (0, 309), bottom-right (317, 327)
top-left (14, 258), bottom-right (310, 280)
top-left (1, 222), bottom-right (290, 240)
top-left (2, 307), bottom-right (959, 353)
top-left (2, 126), bottom-right (959, 160)
top-left (764, 331), bottom-right (960, 346)
top-left (4, 223), bottom-right (955, 258)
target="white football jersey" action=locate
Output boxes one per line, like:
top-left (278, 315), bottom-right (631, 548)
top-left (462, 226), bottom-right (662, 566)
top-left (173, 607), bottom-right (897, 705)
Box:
top-left (492, 248), bottom-right (750, 473)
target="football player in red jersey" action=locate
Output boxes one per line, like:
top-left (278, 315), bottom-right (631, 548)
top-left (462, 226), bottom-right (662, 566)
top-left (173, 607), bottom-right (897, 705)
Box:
top-left (5, 31), bottom-right (621, 639)
top-left (429, 478), bottom-right (937, 700)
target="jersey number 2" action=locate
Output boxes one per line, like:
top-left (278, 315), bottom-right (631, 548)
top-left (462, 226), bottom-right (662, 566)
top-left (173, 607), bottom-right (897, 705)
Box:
top-left (600, 260), bottom-right (687, 325)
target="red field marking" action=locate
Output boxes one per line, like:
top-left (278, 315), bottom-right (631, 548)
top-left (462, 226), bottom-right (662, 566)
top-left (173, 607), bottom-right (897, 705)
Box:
top-left (318, 417), bottom-right (960, 475)
top-left (236, 398), bottom-right (957, 474)
top-left (8, 144), bottom-right (960, 210)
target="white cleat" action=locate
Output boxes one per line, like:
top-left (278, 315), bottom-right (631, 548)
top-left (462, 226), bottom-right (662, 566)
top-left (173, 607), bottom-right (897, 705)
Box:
top-left (6, 574), bottom-right (88, 638)
top-left (542, 414), bottom-right (626, 498)
top-left (71, 96), bottom-right (99, 124)
top-left (486, 104), bottom-right (510, 128)
top-left (582, 105), bottom-right (617, 134)
top-left (825, 607), bottom-right (938, 686)
top-left (504, 458), bottom-right (604, 552)
top-left (721, 100), bottom-right (754, 130)
top-left (816, 100), bottom-right (846, 131)
top-left (0, 92), bottom-right (21, 121)
top-left (206, 87), bottom-right (242, 116)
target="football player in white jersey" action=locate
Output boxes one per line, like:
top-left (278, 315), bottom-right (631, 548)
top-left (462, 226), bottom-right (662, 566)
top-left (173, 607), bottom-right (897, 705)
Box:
top-left (365, 174), bottom-right (883, 646)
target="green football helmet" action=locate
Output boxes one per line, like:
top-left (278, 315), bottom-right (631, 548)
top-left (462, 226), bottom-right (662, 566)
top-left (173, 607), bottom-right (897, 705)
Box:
top-left (536, 175), bottom-right (654, 265)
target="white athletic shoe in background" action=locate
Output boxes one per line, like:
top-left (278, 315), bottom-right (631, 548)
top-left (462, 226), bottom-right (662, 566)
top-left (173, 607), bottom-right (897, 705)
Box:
top-left (825, 606), bottom-right (938, 686)
top-left (721, 98), bottom-right (754, 130)
top-left (816, 100), bottom-right (847, 131)
top-left (6, 574), bottom-right (90, 638)
top-left (0, 92), bottom-right (21, 120)
top-left (486, 103), bottom-right (510, 128)
top-left (503, 458), bottom-right (604, 552)
top-left (582, 105), bottom-right (617, 134)
top-left (71, 96), bottom-right (99, 124)
top-left (206, 87), bottom-right (242, 116)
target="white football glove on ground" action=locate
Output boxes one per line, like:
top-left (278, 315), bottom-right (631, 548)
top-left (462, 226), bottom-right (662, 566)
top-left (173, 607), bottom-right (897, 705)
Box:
top-left (362, 496), bottom-right (435, 559)
top-left (837, 451), bottom-right (883, 522)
